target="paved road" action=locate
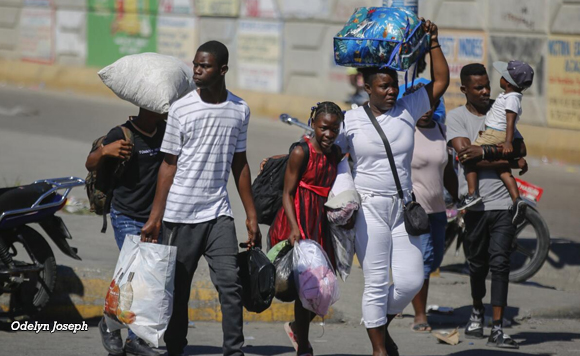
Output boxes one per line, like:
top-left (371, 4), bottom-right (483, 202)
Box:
top-left (2, 318), bottom-right (580, 356)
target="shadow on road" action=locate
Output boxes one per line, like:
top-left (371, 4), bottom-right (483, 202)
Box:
top-left (447, 351), bottom-right (551, 356)
top-left (420, 305), bottom-right (521, 331)
top-left (512, 331), bottom-right (580, 346)
top-left (545, 238), bottom-right (580, 269)
top-left (181, 345), bottom-right (295, 355)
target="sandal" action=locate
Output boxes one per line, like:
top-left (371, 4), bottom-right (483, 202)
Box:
top-left (412, 322), bottom-right (432, 332)
top-left (284, 322), bottom-right (313, 354)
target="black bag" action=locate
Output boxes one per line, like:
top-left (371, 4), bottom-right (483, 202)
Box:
top-left (252, 141), bottom-right (310, 225)
top-left (363, 105), bottom-right (430, 236)
top-left (237, 247), bottom-right (276, 313)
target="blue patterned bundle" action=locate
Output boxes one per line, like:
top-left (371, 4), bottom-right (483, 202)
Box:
top-left (334, 7), bottom-right (430, 70)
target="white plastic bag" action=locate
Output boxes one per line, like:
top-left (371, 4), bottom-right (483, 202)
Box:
top-left (328, 224), bottom-right (356, 282)
top-left (325, 158), bottom-right (359, 281)
top-left (292, 240), bottom-right (339, 316)
top-left (98, 52), bottom-right (195, 114)
top-left (104, 235), bottom-right (177, 347)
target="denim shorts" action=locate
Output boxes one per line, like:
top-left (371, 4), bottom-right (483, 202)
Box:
top-left (418, 212), bottom-right (447, 279)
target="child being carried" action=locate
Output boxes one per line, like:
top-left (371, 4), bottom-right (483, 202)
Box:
top-left (460, 60), bottom-right (534, 226)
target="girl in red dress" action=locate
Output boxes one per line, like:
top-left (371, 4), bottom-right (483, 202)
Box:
top-left (268, 102), bottom-right (346, 356)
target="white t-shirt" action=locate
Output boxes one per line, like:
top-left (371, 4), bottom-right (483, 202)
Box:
top-left (485, 92), bottom-right (522, 131)
top-left (335, 87), bottom-right (431, 195)
top-left (160, 90), bottom-right (250, 224)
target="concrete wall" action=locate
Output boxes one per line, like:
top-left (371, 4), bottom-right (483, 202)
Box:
top-left (1, 0), bottom-right (580, 132)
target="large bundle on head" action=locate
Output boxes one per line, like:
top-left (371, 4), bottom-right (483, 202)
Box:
top-left (334, 7), bottom-right (430, 71)
top-left (98, 53), bottom-right (195, 114)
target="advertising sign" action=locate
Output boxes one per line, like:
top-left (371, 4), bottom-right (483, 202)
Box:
top-left (157, 16), bottom-right (196, 64)
top-left (87, 0), bottom-right (158, 67)
top-left (237, 20), bottom-right (283, 92)
top-left (195, 0), bottom-right (240, 17)
top-left (438, 30), bottom-right (487, 111)
top-left (19, 7), bottom-right (55, 64)
top-left (546, 36), bottom-right (580, 130)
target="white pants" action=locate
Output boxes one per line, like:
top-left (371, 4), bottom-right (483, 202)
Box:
top-left (355, 192), bottom-right (424, 328)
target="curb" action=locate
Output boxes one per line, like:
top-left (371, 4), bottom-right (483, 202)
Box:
top-left (0, 266), bottom-right (339, 324)
top-left (2, 59), bottom-right (580, 165)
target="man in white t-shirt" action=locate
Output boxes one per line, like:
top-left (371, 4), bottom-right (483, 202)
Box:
top-left (141, 41), bottom-right (261, 356)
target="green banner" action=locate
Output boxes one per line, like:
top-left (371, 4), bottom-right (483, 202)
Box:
top-left (87, 0), bottom-right (158, 67)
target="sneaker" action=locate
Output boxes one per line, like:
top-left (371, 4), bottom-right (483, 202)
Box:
top-left (464, 307), bottom-right (485, 339)
top-left (125, 337), bottom-right (160, 356)
top-left (487, 328), bottom-right (519, 349)
top-left (457, 193), bottom-right (483, 210)
top-left (98, 318), bottom-right (124, 356)
top-left (511, 198), bottom-right (528, 226)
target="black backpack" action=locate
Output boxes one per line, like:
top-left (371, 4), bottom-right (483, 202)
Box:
top-left (252, 141), bottom-right (309, 225)
top-left (237, 247), bottom-right (276, 313)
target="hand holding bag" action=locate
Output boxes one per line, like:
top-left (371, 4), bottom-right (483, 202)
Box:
top-left (363, 105), bottom-right (430, 236)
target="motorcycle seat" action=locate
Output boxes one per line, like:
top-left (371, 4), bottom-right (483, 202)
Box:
top-left (0, 183), bottom-right (55, 216)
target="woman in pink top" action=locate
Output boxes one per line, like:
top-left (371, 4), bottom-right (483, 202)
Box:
top-left (410, 96), bottom-right (458, 332)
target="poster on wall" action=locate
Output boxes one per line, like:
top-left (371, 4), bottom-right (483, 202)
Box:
top-left (237, 20), bottom-right (283, 93)
top-left (280, 0), bottom-right (331, 20)
top-left (241, 0), bottom-right (279, 19)
top-left (88, 0), bottom-right (158, 13)
top-left (195, 0), bottom-right (240, 17)
top-left (438, 30), bottom-right (487, 111)
top-left (547, 36), bottom-right (580, 130)
top-left (159, 0), bottom-right (195, 14)
top-left (56, 10), bottom-right (87, 60)
top-left (87, 0), bottom-right (158, 67)
top-left (157, 16), bottom-right (196, 64)
top-left (19, 6), bottom-right (55, 64)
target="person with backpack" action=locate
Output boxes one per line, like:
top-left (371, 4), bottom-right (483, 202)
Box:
top-left (268, 102), bottom-right (345, 356)
top-left (140, 41), bottom-right (261, 356)
top-left (85, 108), bottom-right (166, 356)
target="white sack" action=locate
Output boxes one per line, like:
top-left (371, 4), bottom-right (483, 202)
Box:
top-left (104, 235), bottom-right (177, 347)
top-left (98, 52), bottom-right (195, 114)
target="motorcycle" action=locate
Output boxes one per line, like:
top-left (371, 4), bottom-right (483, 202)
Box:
top-left (445, 178), bottom-right (550, 283)
top-left (281, 114), bottom-right (551, 283)
top-left (0, 177), bottom-right (84, 318)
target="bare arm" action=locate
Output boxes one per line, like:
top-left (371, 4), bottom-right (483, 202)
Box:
top-left (85, 140), bottom-right (132, 171)
top-left (502, 110), bottom-right (517, 154)
top-left (141, 154), bottom-right (178, 243)
top-left (282, 146), bottom-right (306, 246)
top-left (443, 154), bottom-right (459, 202)
top-left (422, 19), bottom-right (450, 108)
top-left (231, 151), bottom-right (261, 248)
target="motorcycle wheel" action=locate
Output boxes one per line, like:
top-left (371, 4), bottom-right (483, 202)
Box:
top-left (6, 226), bottom-right (57, 319)
top-left (509, 207), bottom-right (551, 283)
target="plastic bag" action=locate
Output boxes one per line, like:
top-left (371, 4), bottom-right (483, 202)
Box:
top-left (328, 224), bottom-right (356, 282)
top-left (273, 244), bottom-right (297, 302)
top-left (98, 53), bottom-right (195, 114)
top-left (292, 240), bottom-right (340, 316)
top-left (334, 7), bottom-right (430, 70)
top-left (238, 247), bottom-right (276, 313)
top-left (104, 235), bottom-right (177, 347)
top-left (267, 240), bottom-right (289, 263)
top-left (325, 159), bottom-right (358, 281)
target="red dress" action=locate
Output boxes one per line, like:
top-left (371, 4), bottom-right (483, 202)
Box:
top-left (268, 137), bottom-right (340, 265)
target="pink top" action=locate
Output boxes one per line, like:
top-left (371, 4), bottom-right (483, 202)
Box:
top-left (411, 123), bottom-right (448, 214)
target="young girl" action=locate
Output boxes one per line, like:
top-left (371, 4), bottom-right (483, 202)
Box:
top-left (268, 101), bottom-right (345, 356)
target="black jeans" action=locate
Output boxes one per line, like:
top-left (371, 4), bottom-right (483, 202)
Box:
top-left (162, 216), bottom-right (244, 356)
top-left (463, 210), bottom-right (516, 307)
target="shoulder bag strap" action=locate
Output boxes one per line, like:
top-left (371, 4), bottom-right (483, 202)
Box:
top-left (435, 121), bottom-right (445, 139)
top-left (363, 105), bottom-right (405, 201)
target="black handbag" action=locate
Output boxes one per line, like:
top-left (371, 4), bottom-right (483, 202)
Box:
top-left (363, 105), bottom-right (430, 236)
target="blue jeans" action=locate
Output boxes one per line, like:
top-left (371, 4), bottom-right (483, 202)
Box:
top-left (109, 206), bottom-right (161, 340)
top-left (418, 212), bottom-right (447, 279)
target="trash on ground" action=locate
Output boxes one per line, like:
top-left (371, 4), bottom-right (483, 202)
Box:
top-left (427, 305), bottom-right (454, 315)
top-left (433, 328), bottom-right (460, 345)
